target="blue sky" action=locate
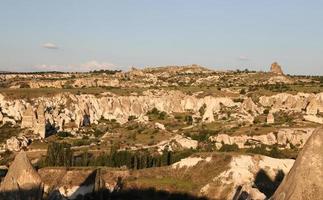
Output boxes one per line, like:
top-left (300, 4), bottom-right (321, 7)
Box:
top-left (0, 0), bottom-right (322, 74)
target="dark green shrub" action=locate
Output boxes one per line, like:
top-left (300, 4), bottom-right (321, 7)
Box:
top-left (219, 143), bottom-right (239, 152)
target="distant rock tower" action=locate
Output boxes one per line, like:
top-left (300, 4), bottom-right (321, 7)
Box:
top-left (270, 62), bottom-right (284, 75)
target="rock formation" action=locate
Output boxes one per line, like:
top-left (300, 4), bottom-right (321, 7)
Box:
top-left (6, 136), bottom-right (29, 152)
top-left (20, 104), bottom-right (46, 138)
top-left (211, 128), bottom-right (314, 149)
top-left (21, 104), bottom-right (36, 128)
top-left (270, 62), bottom-right (284, 75)
top-left (197, 154), bottom-right (294, 200)
top-left (0, 151), bottom-right (43, 200)
top-left (35, 104), bottom-right (46, 138)
top-left (271, 127), bottom-right (323, 200)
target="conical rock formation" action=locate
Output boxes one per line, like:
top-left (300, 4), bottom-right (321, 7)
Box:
top-left (271, 127), bottom-right (323, 200)
top-left (0, 151), bottom-right (43, 200)
top-left (270, 62), bottom-right (284, 75)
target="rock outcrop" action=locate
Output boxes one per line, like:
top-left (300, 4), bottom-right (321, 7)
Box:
top-left (0, 151), bottom-right (43, 200)
top-left (21, 104), bottom-right (35, 128)
top-left (1, 91), bottom-right (323, 136)
top-left (271, 127), bottom-right (323, 200)
top-left (20, 104), bottom-right (46, 138)
top-left (211, 128), bottom-right (314, 149)
top-left (1, 90), bottom-right (238, 131)
top-left (6, 136), bottom-right (29, 152)
top-left (270, 62), bottom-right (284, 75)
top-left (198, 154), bottom-right (294, 200)
top-left (35, 104), bottom-right (46, 138)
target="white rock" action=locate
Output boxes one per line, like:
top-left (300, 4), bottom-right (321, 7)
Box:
top-left (155, 122), bottom-right (165, 130)
top-left (172, 156), bottom-right (212, 168)
top-left (2, 117), bottom-right (16, 125)
top-left (6, 137), bottom-right (21, 151)
top-left (303, 115), bottom-right (323, 124)
top-left (202, 155), bottom-right (294, 200)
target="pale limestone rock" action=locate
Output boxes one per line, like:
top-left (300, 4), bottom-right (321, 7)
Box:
top-left (0, 151), bottom-right (43, 200)
top-left (252, 132), bottom-right (277, 146)
top-left (211, 128), bottom-right (314, 148)
top-left (268, 76), bottom-right (293, 84)
top-left (35, 104), bottom-right (46, 138)
top-left (173, 135), bottom-right (198, 149)
top-left (21, 104), bottom-right (36, 128)
top-left (259, 93), bottom-right (310, 112)
top-left (154, 122), bottom-right (165, 130)
top-left (306, 93), bottom-right (323, 115)
top-left (303, 115), bottom-right (323, 124)
top-left (2, 117), bottom-right (16, 125)
top-left (0, 111), bottom-right (3, 122)
top-left (6, 136), bottom-right (29, 152)
top-left (200, 155), bottom-right (294, 200)
top-left (172, 156), bottom-right (212, 168)
top-left (271, 128), bottom-right (323, 200)
top-left (6, 137), bottom-right (21, 151)
top-left (276, 128), bottom-right (314, 147)
top-left (241, 97), bottom-right (263, 115)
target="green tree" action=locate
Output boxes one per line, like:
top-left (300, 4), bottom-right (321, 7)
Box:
top-left (45, 142), bottom-right (73, 167)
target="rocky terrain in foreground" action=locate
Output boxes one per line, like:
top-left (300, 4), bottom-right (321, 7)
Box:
top-left (0, 63), bottom-right (322, 199)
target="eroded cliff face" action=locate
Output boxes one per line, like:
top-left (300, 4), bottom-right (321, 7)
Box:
top-left (1, 90), bottom-right (323, 139)
top-left (0, 90), bottom-right (239, 132)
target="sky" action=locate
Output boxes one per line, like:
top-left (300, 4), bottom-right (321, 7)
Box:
top-left (0, 0), bottom-right (322, 75)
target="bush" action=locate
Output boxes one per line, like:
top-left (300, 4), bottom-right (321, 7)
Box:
top-left (199, 104), bottom-right (207, 116)
top-left (184, 115), bottom-right (193, 125)
top-left (147, 108), bottom-right (167, 120)
top-left (263, 109), bottom-right (270, 115)
top-left (219, 143), bottom-right (239, 152)
top-left (128, 115), bottom-right (137, 121)
top-left (45, 142), bottom-right (73, 167)
top-left (240, 88), bottom-right (246, 95)
top-left (57, 131), bottom-right (71, 137)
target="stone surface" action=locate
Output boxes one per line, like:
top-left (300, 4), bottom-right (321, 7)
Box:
top-left (270, 62), bottom-right (284, 75)
top-left (303, 115), bottom-right (323, 124)
top-left (0, 151), bottom-right (43, 200)
top-left (154, 122), bottom-right (165, 130)
top-left (2, 117), bottom-right (16, 125)
top-left (200, 155), bottom-right (294, 200)
top-left (21, 104), bottom-right (36, 129)
top-left (6, 137), bottom-right (21, 152)
top-left (35, 104), bottom-right (46, 138)
top-left (211, 128), bottom-right (314, 149)
top-left (271, 127), bottom-right (323, 200)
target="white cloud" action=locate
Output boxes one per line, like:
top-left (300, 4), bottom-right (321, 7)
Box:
top-left (33, 60), bottom-right (116, 72)
top-left (42, 42), bottom-right (58, 49)
top-left (238, 55), bottom-right (249, 61)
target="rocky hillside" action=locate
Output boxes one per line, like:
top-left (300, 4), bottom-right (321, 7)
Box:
top-left (0, 65), bottom-right (322, 200)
